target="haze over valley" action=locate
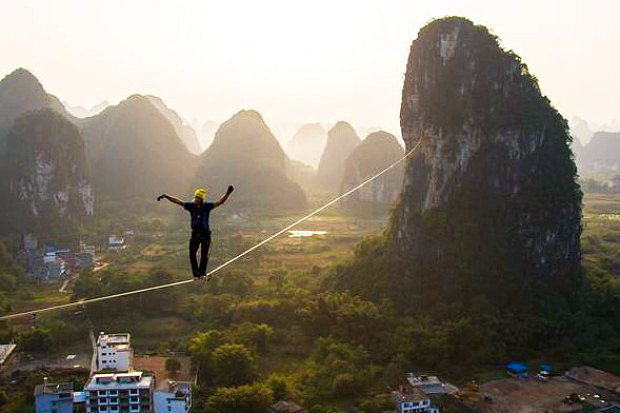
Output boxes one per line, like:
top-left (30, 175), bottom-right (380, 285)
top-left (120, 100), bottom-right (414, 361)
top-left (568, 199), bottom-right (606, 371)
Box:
top-left (1, 2), bottom-right (620, 412)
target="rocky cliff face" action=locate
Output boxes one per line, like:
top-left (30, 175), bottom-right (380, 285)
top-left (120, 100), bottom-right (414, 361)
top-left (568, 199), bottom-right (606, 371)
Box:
top-left (286, 123), bottom-right (327, 167)
top-left (317, 122), bottom-right (361, 191)
top-left (341, 131), bottom-right (404, 205)
top-left (79, 95), bottom-right (197, 200)
top-left (196, 110), bottom-right (307, 212)
top-left (392, 18), bottom-right (581, 295)
top-left (0, 68), bottom-right (69, 154)
top-left (2, 109), bottom-right (93, 227)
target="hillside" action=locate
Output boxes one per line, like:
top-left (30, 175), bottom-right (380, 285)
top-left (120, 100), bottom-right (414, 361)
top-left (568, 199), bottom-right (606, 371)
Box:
top-left (1, 109), bottom-right (93, 232)
top-left (333, 17), bottom-right (581, 313)
top-left (316, 121), bottom-right (361, 192)
top-left (195, 110), bottom-right (307, 212)
top-left (78, 95), bottom-right (197, 201)
top-left (340, 131), bottom-right (404, 208)
top-left (146, 95), bottom-right (202, 154)
top-left (0, 68), bottom-right (69, 154)
top-left (286, 123), bottom-right (326, 167)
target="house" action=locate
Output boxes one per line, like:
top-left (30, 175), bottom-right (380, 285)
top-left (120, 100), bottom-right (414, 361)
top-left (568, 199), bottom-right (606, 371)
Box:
top-left (34, 382), bottom-right (74, 413)
top-left (506, 362), bottom-right (528, 378)
top-left (268, 401), bottom-right (308, 413)
top-left (108, 236), bottom-right (125, 250)
top-left (153, 380), bottom-right (192, 413)
top-left (97, 332), bottom-right (132, 372)
top-left (83, 372), bottom-right (154, 413)
top-left (391, 385), bottom-right (439, 413)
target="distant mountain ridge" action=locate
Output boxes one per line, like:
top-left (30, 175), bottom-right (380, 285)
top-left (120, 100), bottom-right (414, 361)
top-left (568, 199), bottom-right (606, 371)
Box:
top-left (78, 94), bottom-right (198, 200)
top-left (0, 68), bottom-right (70, 154)
top-left (316, 121), bottom-right (361, 191)
top-left (63, 100), bottom-right (110, 118)
top-left (195, 110), bottom-right (307, 212)
top-left (145, 95), bottom-right (202, 154)
top-left (578, 131), bottom-right (620, 173)
top-left (286, 123), bottom-right (326, 167)
top-left (340, 131), bottom-right (404, 205)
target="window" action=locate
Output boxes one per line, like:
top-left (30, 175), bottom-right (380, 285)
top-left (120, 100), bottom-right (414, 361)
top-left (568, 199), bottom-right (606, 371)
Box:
top-left (167, 408), bottom-right (171, 412)
top-left (102, 360), bottom-right (107, 363)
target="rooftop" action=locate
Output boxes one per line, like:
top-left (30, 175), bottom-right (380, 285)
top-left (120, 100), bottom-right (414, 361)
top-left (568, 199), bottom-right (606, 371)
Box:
top-left (407, 373), bottom-right (443, 386)
top-left (156, 380), bottom-right (191, 397)
top-left (393, 385), bottom-right (429, 403)
top-left (98, 332), bottom-right (131, 346)
top-left (34, 382), bottom-right (73, 396)
top-left (84, 372), bottom-right (153, 391)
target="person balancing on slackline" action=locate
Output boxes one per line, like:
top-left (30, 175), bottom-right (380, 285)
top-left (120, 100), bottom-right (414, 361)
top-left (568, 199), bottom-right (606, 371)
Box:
top-left (157, 185), bottom-right (234, 279)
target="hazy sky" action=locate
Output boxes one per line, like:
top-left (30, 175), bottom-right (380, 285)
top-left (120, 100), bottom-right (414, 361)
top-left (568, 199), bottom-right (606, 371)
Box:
top-left (2, 0), bottom-right (618, 138)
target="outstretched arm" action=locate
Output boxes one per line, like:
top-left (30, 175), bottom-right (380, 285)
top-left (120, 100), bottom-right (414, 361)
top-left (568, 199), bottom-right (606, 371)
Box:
top-left (213, 185), bottom-right (234, 208)
top-left (157, 194), bottom-right (184, 207)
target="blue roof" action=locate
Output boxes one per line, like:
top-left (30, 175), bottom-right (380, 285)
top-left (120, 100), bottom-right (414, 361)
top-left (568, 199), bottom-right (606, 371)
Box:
top-left (506, 362), bottom-right (528, 374)
top-left (540, 364), bottom-right (552, 372)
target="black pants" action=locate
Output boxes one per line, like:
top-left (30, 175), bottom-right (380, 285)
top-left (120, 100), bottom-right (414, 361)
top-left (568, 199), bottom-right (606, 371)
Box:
top-left (189, 231), bottom-right (211, 277)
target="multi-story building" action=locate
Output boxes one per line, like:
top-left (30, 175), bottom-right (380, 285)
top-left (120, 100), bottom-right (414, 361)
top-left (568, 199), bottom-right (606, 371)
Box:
top-left (391, 385), bottom-right (439, 413)
top-left (84, 372), bottom-right (154, 413)
top-left (97, 332), bottom-right (132, 372)
top-left (153, 380), bottom-right (192, 413)
top-left (34, 382), bottom-right (74, 413)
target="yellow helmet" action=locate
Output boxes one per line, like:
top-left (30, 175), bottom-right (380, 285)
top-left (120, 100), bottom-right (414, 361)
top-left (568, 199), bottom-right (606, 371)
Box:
top-left (194, 188), bottom-right (207, 200)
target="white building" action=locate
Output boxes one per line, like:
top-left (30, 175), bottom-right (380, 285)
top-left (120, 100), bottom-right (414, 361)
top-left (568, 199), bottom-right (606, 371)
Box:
top-left (407, 373), bottom-right (450, 394)
top-left (108, 236), bottom-right (125, 250)
top-left (153, 380), bottom-right (192, 413)
top-left (84, 372), bottom-right (154, 413)
top-left (97, 332), bottom-right (132, 372)
top-left (391, 385), bottom-right (439, 413)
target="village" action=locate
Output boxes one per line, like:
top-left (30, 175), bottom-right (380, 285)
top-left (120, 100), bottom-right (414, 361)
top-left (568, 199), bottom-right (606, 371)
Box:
top-left (0, 327), bottom-right (618, 413)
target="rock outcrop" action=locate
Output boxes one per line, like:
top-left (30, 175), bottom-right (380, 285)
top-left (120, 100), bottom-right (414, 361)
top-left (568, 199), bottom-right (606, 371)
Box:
top-left (317, 122), bottom-right (361, 191)
top-left (340, 131), bottom-right (404, 206)
top-left (392, 17), bottom-right (581, 297)
top-left (195, 110), bottom-right (307, 212)
top-left (0, 68), bottom-right (69, 154)
top-left (286, 123), bottom-right (327, 167)
top-left (2, 109), bottom-right (93, 229)
top-left (79, 95), bottom-right (197, 200)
